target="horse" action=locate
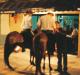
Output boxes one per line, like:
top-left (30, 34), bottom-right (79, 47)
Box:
top-left (4, 31), bottom-right (25, 70)
top-left (33, 30), bottom-right (47, 75)
top-left (4, 30), bottom-right (34, 71)
top-left (33, 29), bottom-right (55, 75)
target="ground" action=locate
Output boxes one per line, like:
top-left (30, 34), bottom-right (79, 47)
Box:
top-left (0, 45), bottom-right (80, 75)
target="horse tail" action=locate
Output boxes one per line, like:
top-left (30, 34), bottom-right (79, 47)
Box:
top-left (4, 32), bottom-right (16, 70)
top-left (4, 44), bottom-right (14, 70)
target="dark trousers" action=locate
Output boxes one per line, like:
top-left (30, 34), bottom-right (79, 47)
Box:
top-left (21, 29), bottom-right (33, 48)
top-left (57, 47), bottom-right (67, 71)
top-left (56, 32), bottom-right (67, 72)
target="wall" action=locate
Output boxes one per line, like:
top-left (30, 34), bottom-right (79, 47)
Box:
top-left (9, 13), bottom-right (23, 32)
top-left (0, 14), bottom-right (10, 45)
top-left (0, 13), bottom-right (23, 45)
top-left (1, 14), bottom-right (10, 35)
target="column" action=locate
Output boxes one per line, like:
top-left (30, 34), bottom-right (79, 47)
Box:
top-left (78, 13), bottom-right (80, 57)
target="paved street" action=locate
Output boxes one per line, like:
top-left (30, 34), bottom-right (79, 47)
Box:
top-left (0, 45), bottom-right (80, 75)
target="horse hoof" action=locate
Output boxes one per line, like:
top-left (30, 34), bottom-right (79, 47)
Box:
top-left (30, 60), bottom-right (32, 64)
top-left (9, 67), bottom-right (15, 71)
top-left (32, 62), bottom-right (36, 66)
top-left (30, 61), bottom-right (35, 66)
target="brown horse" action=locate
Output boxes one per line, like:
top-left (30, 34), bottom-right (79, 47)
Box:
top-left (33, 29), bottom-right (54, 75)
top-left (4, 30), bottom-right (35, 71)
top-left (4, 31), bottom-right (25, 70)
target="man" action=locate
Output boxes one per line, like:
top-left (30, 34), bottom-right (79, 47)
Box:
top-left (21, 11), bottom-right (34, 64)
top-left (21, 11), bottom-right (33, 47)
top-left (21, 12), bottom-right (32, 30)
top-left (66, 25), bottom-right (78, 54)
top-left (37, 11), bottom-right (55, 70)
top-left (54, 21), bottom-right (70, 75)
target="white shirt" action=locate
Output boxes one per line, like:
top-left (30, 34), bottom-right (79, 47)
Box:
top-left (21, 14), bottom-right (32, 30)
top-left (37, 14), bottom-right (55, 30)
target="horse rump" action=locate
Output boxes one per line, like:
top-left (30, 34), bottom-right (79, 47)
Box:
top-left (4, 31), bottom-right (24, 70)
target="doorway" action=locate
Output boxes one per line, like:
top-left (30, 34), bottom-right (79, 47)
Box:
top-left (56, 14), bottom-right (79, 55)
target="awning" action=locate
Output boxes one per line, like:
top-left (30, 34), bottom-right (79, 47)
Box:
top-left (0, 0), bottom-right (80, 13)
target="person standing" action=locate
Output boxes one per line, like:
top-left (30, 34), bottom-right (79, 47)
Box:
top-left (54, 21), bottom-right (70, 75)
top-left (71, 25), bottom-right (78, 53)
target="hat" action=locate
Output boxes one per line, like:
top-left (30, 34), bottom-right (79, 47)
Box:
top-left (47, 10), bottom-right (53, 14)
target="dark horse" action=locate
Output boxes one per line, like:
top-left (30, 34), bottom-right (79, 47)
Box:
top-left (4, 29), bottom-right (35, 71)
top-left (33, 29), bottom-right (55, 75)
top-left (33, 30), bottom-right (48, 75)
top-left (4, 31), bottom-right (25, 70)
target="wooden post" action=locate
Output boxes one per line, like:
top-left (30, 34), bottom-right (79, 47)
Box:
top-left (0, 14), bottom-right (1, 35)
top-left (78, 13), bottom-right (80, 57)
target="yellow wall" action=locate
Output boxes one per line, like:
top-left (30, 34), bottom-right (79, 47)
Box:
top-left (0, 13), bottom-right (24, 44)
top-left (0, 14), bottom-right (10, 45)
top-left (0, 13), bottom-right (24, 35)
top-left (1, 14), bottom-right (10, 35)
top-left (9, 13), bottom-right (23, 32)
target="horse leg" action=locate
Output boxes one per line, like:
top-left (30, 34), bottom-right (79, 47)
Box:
top-left (30, 48), bottom-right (35, 66)
top-left (35, 54), bottom-right (44, 75)
top-left (30, 50), bottom-right (32, 64)
top-left (32, 55), bottom-right (35, 65)
top-left (21, 43), bottom-right (25, 52)
top-left (48, 53), bottom-right (52, 71)
top-left (43, 56), bottom-right (45, 70)
top-left (17, 42), bottom-right (25, 52)
top-left (30, 54), bottom-right (34, 65)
